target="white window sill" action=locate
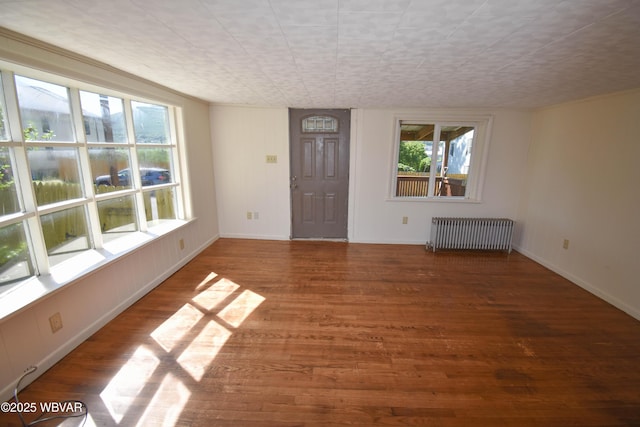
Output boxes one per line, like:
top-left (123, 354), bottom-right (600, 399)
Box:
top-left (386, 197), bottom-right (483, 203)
top-left (0, 219), bottom-right (192, 322)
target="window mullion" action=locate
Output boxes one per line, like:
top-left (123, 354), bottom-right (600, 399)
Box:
top-left (2, 70), bottom-right (50, 274)
top-left (124, 99), bottom-right (147, 232)
top-left (466, 120), bottom-right (488, 200)
top-left (391, 120), bottom-right (402, 199)
top-left (14, 146), bottom-right (50, 274)
top-left (428, 124), bottom-right (441, 197)
top-left (25, 215), bottom-right (49, 275)
top-left (1, 71), bottom-right (21, 142)
top-left (168, 107), bottom-right (185, 219)
top-left (69, 88), bottom-right (103, 249)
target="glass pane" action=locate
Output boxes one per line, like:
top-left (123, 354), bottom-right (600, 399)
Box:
top-left (28, 147), bottom-right (82, 205)
top-left (0, 147), bottom-right (20, 215)
top-left (0, 76), bottom-right (9, 141)
top-left (89, 147), bottom-right (132, 192)
top-left (396, 123), bottom-right (433, 197)
top-left (0, 222), bottom-right (34, 287)
top-left (436, 126), bottom-right (474, 197)
top-left (97, 195), bottom-right (138, 242)
top-left (80, 91), bottom-right (127, 143)
top-left (15, 75), bottom-right (74, 142)
top-left (132, 101), bottom-right (170, 144)
top-left (41, 206), bottom-right (90, 265)
top-left (144, 187), bottom-right (176, 226)
top-left (302, 116), bottom-right (338, 133)
top-left (137, 147), bottom-right (172, 187)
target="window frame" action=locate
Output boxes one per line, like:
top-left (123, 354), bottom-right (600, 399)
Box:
top-left (0, 63), bottom-right (188, 312)
top-left (390, 114), bottom-right (493, 202)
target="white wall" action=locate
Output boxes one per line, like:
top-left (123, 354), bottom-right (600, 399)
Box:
top-left (0, 32), bottom-right (219, 400)
top-left (211, 106), bottom-right (533, 244)
top-left (516, 89), bottom-right (640, 320)
top-left (210, 105), bottom-right (291, 240)
top-left (350, 108), bottom-right (532, 244)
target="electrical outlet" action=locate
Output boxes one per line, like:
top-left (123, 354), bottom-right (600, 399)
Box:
top-left (402, 216), bottom-right (408, 224)
top-left (563, 239), bottom-right (570, 250)
top-left (179, 238), bottom-right (185, 250)
top-left (266, 155), bottom-right (277, 164)
top-left (247, 212), bottom-right (252, 220)
top-left (49, 312), bottom-right (63, 333)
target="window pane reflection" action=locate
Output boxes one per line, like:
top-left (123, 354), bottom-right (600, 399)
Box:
top-left (41, 205), bottom-right (90, 265)
top-left (137, 147), bottom-right (172, 187)
top-left (0, 147), bottom-right (19, 215)
top-left (80, 91), bottom-right (127, 143)
top-left (28, 147), bottom-right (82, 205)
top-left (97, 195), bottom-right (138, 242)
top-left (15, 75), bottom-right (74, 142)
top-left (396, 123), bottom-right (434, 198)
top-left (0, 222), bottom-right (34, 287)
top-left (436, 126), bottom-right (474, 197)
top-left (144, 187), bottom-right (176, 226)
top-left (90, 147), bottom-right (132, 191)
top-left (132, 101), bottom-right (170, 144)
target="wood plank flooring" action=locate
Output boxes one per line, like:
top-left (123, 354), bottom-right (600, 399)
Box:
top-left (3, 239), bottom-right (640, 426)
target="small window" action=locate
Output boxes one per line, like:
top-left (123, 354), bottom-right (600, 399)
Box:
top-left (27, 147), bottom-right (83, 205)
top-left (144, 187), bottom-right (177, 226)
top-left (90, 147), bottom-right (133, 191)
top-left (80, 91), bottom-right (127, 143)
top-left (137, 147), bottom-right (172, 187)
top-left (132, 101), bottom-right (171, 144)
top-left (15, 75), bottom-right (74, 142)
top-left (0, 147), bottom-right (19, 215)
top-left (302, 116), bottom-right (338, 133)
top-left (41, 205), bottom-right (91, 266)
top-left (0, 222), bottom-right (34, 288)
top-left (97, 195), bottom-right (138, 242)
top-left (393, 117), bottom-right (492, 200)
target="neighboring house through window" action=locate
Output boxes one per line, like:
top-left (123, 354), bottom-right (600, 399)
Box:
top-left (0, 67), bottom-right (185, 301)
top-left (392, 115), bottom-right (493, 201)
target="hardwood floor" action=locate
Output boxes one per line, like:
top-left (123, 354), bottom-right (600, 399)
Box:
top-left (3, 239), bottom-right (640, 426)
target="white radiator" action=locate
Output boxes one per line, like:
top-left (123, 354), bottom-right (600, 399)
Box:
top-left (428, 217), bottom-right (514, 253)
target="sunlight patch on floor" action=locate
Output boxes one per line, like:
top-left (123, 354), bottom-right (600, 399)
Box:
top-left (135, 373), bottom-right (191, 427)
top-left (192, 277), bottom-right (240, 311)
top-left (100, 346), bottom-right (159, 423)
top-left (108, 271), bottom-right (267, 426)
top-left (151, 303), bottom-right (204, 352)
top-left (194, 271), bottom-right (218, 291)
top-left (177, 320), bottom-right (231, 381)
top-left (217, 289), bottom-right (266, 328)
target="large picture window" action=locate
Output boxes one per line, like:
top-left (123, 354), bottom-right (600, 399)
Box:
top-left (392, 116), bottom-right (492, 201)
top-left (0, 67), bottom-right (184, 296)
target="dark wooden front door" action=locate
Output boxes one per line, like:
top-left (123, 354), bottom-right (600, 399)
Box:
top-left (289, 109), bottom-right (350, 239)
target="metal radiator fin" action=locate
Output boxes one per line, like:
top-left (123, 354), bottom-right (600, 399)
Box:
top-left (428, 217), bottom-right (514, 253)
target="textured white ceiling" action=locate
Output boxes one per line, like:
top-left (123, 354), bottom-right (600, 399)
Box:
top-left (1, 0), bottom-right (639, 108)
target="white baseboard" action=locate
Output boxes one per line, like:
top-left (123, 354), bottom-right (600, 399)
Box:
top-left (219, 233), bottom-right (290, 241)
top-left (513, 245), bottom-right (640, 321)
top-left (350, 238), bottom-right (426, 245)
top-left (1, 235), bottom-right (218, 402)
